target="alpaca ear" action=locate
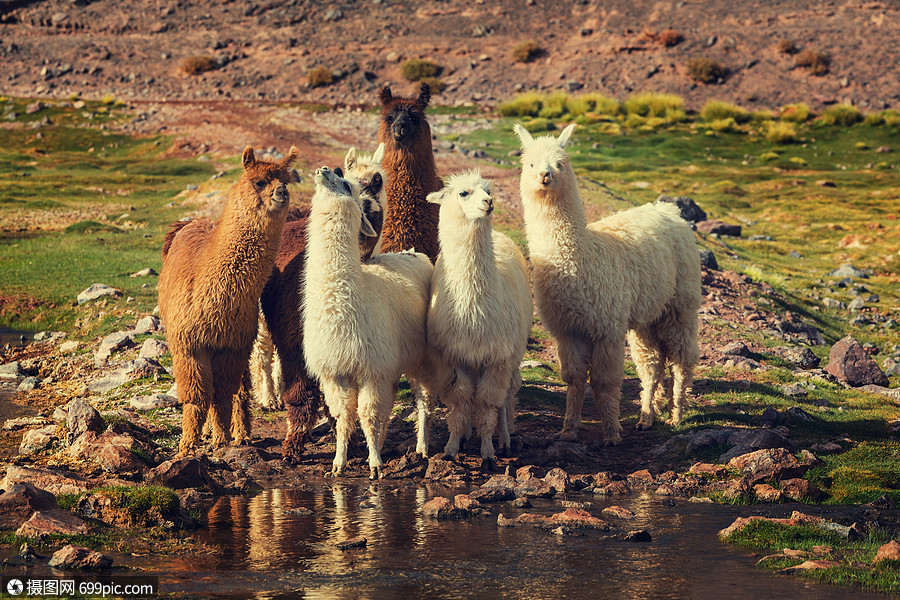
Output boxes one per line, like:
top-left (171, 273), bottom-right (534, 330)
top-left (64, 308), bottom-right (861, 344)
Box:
top-left (372, 142), bottom-right (385, 165)
top-left (345, 147), bottom-right (358, 171)
top-left (360, 213), bottom-right (378, 238)
top-left (242, 146), bottom-right (256, 170)
top-left (557, 123), bottom-right (577, 148)
top-left (379, 85), bottom-right (393, 106)
top-left (417, 82), bottom-right (431, 107)
top-left (333, 166), bottom-right (343, 178)
top-left (513, 123), bottom-right (534, 148)
top-left (426, 188), bottom-right (448, 205)
top-left (280, 146), bottom-right (299, 169)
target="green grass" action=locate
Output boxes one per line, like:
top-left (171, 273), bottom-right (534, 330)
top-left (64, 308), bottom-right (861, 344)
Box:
top-left (806, 442), bottom-right (900, 504)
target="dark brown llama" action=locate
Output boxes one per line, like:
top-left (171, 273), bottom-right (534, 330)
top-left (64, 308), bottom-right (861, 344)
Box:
top-left (158, 146), bottom-right (298, 457)
top-left (259, 167), bottom-right (386, 461)
top-left (378, 82), bottom-right (442, 262)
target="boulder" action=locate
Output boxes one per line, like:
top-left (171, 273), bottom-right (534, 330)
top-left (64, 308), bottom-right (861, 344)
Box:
top-left (497, 508), bottom-right (611, 530)
top-left (825, 336), bottom-right (889, 387)
top-left (0, 465), bottom-right (89, 495)
top-left (0, 361), bottom-right (25, 379)
top-left (621, 529), bottom-right (652, 542)
top-left (543, 467), bottom-right (570, 494)
top-left (0, 482), bottom-right (58, 528)
top-left (722, 341), bottom-right (750, 356)
top-left (17, 376), bottom-right (40, 392)
top-left (424, 457), bottom-right (468, 482)
top-left (77, 283), bottom-right (122, 305)
top-left (655, 195), bottom-right (707, 222)
top-left (134, 315), bottom-right (164, 334)
top-left (145, 457), bottom-right (216, 491)
top-left (139, 337), bottom-right (169, 359)
top-left (775, 346), bottom-right (820, 369)
top-left (95, 331), bottom-right (136, 364)
top-left (16, 509), bottom-right (91, 539)
top-left (48, 545), bottom-right (113, 569)
top-left (874, 540), bottom-right (900, 565)
top-left (601, 506), bottom-right (636, 519)
top-left (727, 447), bottom-right (810, 483)
top-left (753, 483), bottom-right (783, 502)
top-left (826, 264), bottom-right (869, 279)
top-left (696, 220), bottom-right (741, 236)
top-left (66, 399), bottom-right (104, 444)
top-left (18, 425), bottom-right (58, 455)
top-left (423, 496), bottom-right (462, 519)
top-left (698, 248), bottom-right (718, 270)
top-left (130, 393), bottom-right (177, 411)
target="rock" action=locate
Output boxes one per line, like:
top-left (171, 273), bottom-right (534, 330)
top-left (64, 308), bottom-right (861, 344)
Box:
top-left (125, 357), bottom-right (168, 378)
top-left (776, 346), bottom-right (820, 369)
top-left (780, 478), bottom-right (823, 502)
top-left (698, 248), bottom-right (718, 270)
top-left (454, 494), bottom-right (483, 512)
top-left (520, 360), bottom-right (544, 369)
top-left (134, 315), bottom-right (164, 334)
top-left (825, 335), bottom-right (889, 387)
top-left (622, 529), bottom-right (652, 542)
top-left (822, 298), bottom-right (846, 309)
top-left (775, 318), bottom-right (825, 346)
top-left (323, 7), bottom-right (344, 21)
top-left (780, 384), bottom-right (807, 398)
top-left (753, 483), bottom-right (783, 502)
top-left (66, 399), bottom-right (104, 444)
top-left (0, 466), bottom-right (89, 496)
top-left (130, 267), bottom-right (158, 278)
top-left (688, 463), bottom-right (728, 478)
top-left (96, 331), bottom-right (136, 364)
top-left (98, 443), bottom-right (145, 473)
top-left (543, 467), bottom-right (570, 494)
top-left (146, 458), bottom-right (217, 491)
top-left (722, 341), bottom-right (749, 356)
top-left (87, 369), bottom-right (131, 393)
top-left (130, 393), bottom-right (176, 411)
top-left (138, 338), bottom-right (169, 360)
top-left (602, 506), bottom-right (636, 519)
top-left (18, 425), bottom-right (58, 455)
top-left (16, 376), bottom-right (40, 392)
top-left (59, 341), bottom-right (80, 353)
top-left (382, 451), bottom-right (428, 478)
top-left (516, 476), bottom-right (555, 498)
top-left (511, 497), bottom-right (532, 508)
top-left (874, 540), bottom-right (900, 564)
top-left (727, 447), bottom-right (810, 483)
top-left (423, 496), bottom-right (462, 519)
top-left (0, 483), bottom-right (58, 529)
top-left (16, 509), bottom-right (91, 539)
top-left (77, 283), bottom-right (122, 304)
top-left (425, 457), bottom-right (469, 482)
top-left (497, 508), bottom-right (611, 530)
top-left (848, 296), bottom-right (866, 311)
top-left (724, 428), bottom-right (795, 462)
top-left (826, 264), bottom-right (869, 279)
top-left (696, 220), bottom-right (741, 236)
top-left (656, 195), bottom-right (707, 222)
top-left (3, 416), bottom-right (52, 431)
top-left (781, 560), bottom-right (842, 573)
top-left (471, 486), bottom-right (516, 503)
top-left (0, 361), bottom-right (25, 379)
top-left (858, 385), bottom-right (900, 401)
top-left (48, 545), bottom-right (113, 569)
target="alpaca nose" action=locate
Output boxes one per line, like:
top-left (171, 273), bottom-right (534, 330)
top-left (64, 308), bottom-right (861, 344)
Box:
top-left (273, 183), bottom-right (288, 204)
top-left (485, 198), bottom-right (494, 214)
top-left (540, 170), bottom-right (552, 186)
top-left (393, 123), bottom-right (407, 139)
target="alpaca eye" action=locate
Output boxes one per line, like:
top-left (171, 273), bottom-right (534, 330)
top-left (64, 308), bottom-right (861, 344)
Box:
top-left (255, 181), bottom-right (266, 191)
top-left (459, 190), bottom-right (468, 198)
top-left (529, 163), bottom-right (533, 168)
top-left (556, 162), bottom-right (562, 169)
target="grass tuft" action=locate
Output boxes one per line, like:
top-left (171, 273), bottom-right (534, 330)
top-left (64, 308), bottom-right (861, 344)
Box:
top-left (307, 66), bottom-right (333, 87)
top-left (686, 57), bottom-right (725, 83)
top-left (512, 40), bottom-right (543, 63)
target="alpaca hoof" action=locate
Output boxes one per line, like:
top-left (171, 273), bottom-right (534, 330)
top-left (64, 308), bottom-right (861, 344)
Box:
top-left (480, 457), bottom-right (497, 472)
top-left (666, 417), bottom-right (681, 427)
top-left (369, 467), bottom-right (383, 480)
top-left (558, 430), bottom-right (577, 442)
top-left (603, 435), bottom-right (622, 447)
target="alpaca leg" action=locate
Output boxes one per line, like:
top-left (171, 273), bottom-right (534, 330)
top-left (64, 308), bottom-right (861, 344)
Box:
top-left (357, 379), bottom-right (392, 479)
top-left (441, 368), bottom-right (474, 459)
top-left (209, 353), bottom-right (244, 449)
top-left (323, 378), bottom-right (358, 476)
top-left (173, 351), bottom-right (214, 457)
top-left (230, 369), bottom-right (253, 445)
top-left (655, 369), bottom-right (674, 416)
top-left (558, 336), bottom-right (591, 441)
top-left (657, 308), bottom-right (700, 426)
top-left (668, 362), bottom-right (695, 426)
top-left (281, 360), bottom-right (321, 461)
top-left (250, 316), bottom-right (282, 411)
top-left (410, 377), bottom-right (435, 458)
top-left (497, 368), bottom-right (521, 456)
top-left (474, 367), bottom-right (509, 461)
top-left (590, 339), bottom-right (625, 445)
top-left (627, 329), bottom-right (665, 431)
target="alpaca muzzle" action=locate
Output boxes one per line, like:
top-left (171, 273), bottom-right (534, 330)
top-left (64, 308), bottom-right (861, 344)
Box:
top-left (540, 171), bottom-right (552, 186)
top-left (485, 197), bottom-right (494, 214)
top-left (273, 184), bottom-right (288, 205)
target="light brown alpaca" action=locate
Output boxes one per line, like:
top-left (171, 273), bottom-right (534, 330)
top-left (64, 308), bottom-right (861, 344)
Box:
top-left (158, 145), bottom-right (298, 457)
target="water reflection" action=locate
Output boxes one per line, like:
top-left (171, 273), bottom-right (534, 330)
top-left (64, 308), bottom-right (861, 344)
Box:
top-left (146, 479), bottom-right (894, 599)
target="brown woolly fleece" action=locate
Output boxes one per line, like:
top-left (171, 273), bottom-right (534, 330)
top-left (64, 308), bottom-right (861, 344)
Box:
top-left (259, 172), bottom-right (385, 461)
top-left (158, 145), bottom-right (298, 457)
top-left (377, 82), bottom-right (442, 262)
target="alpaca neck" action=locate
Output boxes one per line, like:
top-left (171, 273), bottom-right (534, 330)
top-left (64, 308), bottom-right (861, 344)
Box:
top-left (522, 170), bottom-right (587, 265)
top-left (306, 201), bottom-right (362, 290)
top-left (209, 193), bottom-right (283, 292)
top-left (439, 216), bottom-right (497, 308)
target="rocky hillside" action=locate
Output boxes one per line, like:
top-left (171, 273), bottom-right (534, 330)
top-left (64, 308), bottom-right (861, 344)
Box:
top-left (1, 0), bottom-right (899, 111)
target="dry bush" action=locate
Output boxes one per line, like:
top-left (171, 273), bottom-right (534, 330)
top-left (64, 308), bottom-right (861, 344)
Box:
top-left (762, 120), bottom-right (797, 144)
top-left (778, 39), bottom-right (798, 55)
top-left (686, 57), bottom-right (725, 83)
top-left (795, 49), bottom-right (830, 75)
top-left (512, 40), bottom-right (543, 63)
top-left (401, 58), bottom-right (441, 82)
top-left (780, 103), bottom-right (811, 123)
top-left (180, 55), bottom-right (218, 76)
top-left (819, 104), bottom-right (862, 127)
top-left (658, 29), bottom-right (684, 47)
top-left (418, 76), bottom-right (445, 93)
top-left (307, 66), bottom-right (333, 87)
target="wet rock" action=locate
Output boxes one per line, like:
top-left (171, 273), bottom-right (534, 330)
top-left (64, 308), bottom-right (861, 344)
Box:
top-left (282, 506), bottom-right (314, 516)
top-left (627, 469), bottom-right (654, 485)
top-left (498, 508), bottom-right (611, 530)
top-left (516, 476), bottom-right (555, 498)
top-left (424, 496), bottom-right (462, 519)
top-left (593, 481), bottom-right (630, 496)
top-left (134, 315), bottom-right (164, 334)
top-left (753, 483), bottom-right (783, 502)
top-left (48, 545), bottom-right (113, 569)
top-left (780, 560), bottom-right (842, 573)
top-left (95, 331), bottom-right (136, 365)
top-left (543, 467), bottom-right (570, 494)
top-left (826, 264), bottom-right (869, 279)
top-left (77, 283), bottom-right (122, 304)
top-left (780, 478), bottom-right (823, 502)
top-left (1, 466), bottom-right (89, 495)
top-left (66, 399), bottom-right (104, 444)
top-left (139, 337), bottom-right (169, 359)
top-left (425, 457), bottom-right (468, 482)
top-left (688, 463), bottom-right (728, 478)
top-left (621, 529), bottom-right (652, 542)
top-left (825, 335), bottom-right (889, 387)
top-left (874, 540), bottom-right (900, 564)
top-left (698, 248), bottom-right (718, 270)
top-left (696, 220), bottom-right (741, 236)
top-left (0, 361), bottom-right (25, 379)
top-left (383, 451), bottom-right (428, 478)
top-left (601, 506), bottom-right (635, 519)
top-left (454, 494), bottom-right (483, 512)
top-left (775, 346), bottom-right (820, 369)
top-left (18, 425), bottom-right (58, 455)
top-left (130, 393), bottom-right (176, 411)
top-left (727, 448), bottom-right (810, 483)
top-left (471, 486), bottom-right (515, 503)
top-left (655, 195), bottom-right (707, 222)
top-left (16, 509), bottom-right (91, 539)
top-left (336, 536), bottom-right (367, 550)
top-left (0, 483), bottom-right (58, 529)
top-left (511, 497), bottom-right (532, 508)
top-left (146, 457), bottom-right (217, 492)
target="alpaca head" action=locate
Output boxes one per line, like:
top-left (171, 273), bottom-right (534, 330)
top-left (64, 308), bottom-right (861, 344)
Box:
top-left (513, 123), bottom-right (576, 201)
top-left (313, 166), bottom-right (378, 239)
top-left (427, 170), bottom-right (494, 224)
top-left (238, 145), bottom-right (300, 217)
top-left (342, 143), bottom-right (386, 258)
top-left (378, 82), bottom-right (432, 148)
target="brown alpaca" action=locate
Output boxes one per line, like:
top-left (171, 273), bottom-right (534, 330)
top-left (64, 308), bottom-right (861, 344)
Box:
top-left (158, 145), bottom-right (298, 457)
top-left (378, 82), bottom-right (442, 262)
top-left (259, 166), bottom-right (385, 461)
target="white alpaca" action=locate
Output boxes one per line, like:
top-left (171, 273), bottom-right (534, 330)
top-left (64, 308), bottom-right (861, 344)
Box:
top-left (303, 166), bottom-right (434, 478)
top-left (248, 144), bottom-right (388, 412)
top-left (514, 123), bottom-right (701, 444)
top-left (426, 171), bottom-right (532, 463)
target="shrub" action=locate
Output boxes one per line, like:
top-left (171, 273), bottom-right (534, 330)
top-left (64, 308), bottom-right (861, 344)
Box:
top-left (762, 120), bottom-right (797, 144)
top-left (418, 76), bottom-right (445, 94)
top-left (307, 66), bottom-right (333, 87)
top-left (686, 57), bottom-right (725, 83)
top-left (100, 94), bottom-right (116, 106)
top-left (759, 151), bottom-right (780, 162)
top-left (788, 156), bottom-right (807, 167)
top-left (708, 117), bottom-right (737, 132)
top-left (498, 92), bottom-right (544, 117)
top-left (778, 39), bottom-right (798, 55)
top-left (658, 29), bottom-right (684, 47)
top-left (579, 93), bottom-right (620, 116)
top-left (780, 103), bottom-right (810, 123)
top-left (538, 91), bottom-right (569, 119)
top-left (864, 109), bottom-right (900, 127)
top-left (400, 58), bottom-right (441, 82)
top-left (512, 40), bottom-right (543, 63)
top-left (819, 103), bottom-right (862, 126)
top-left (520, 117), bottom-right (555, 133)
top-left (623, 92), bottom-right (683, 118)
top-left (700, 100), bottom-right (750, 123)
top-left (795, 49), bottom-right (830, 75)
top-left (180, 55), bottom-right (218, 76)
